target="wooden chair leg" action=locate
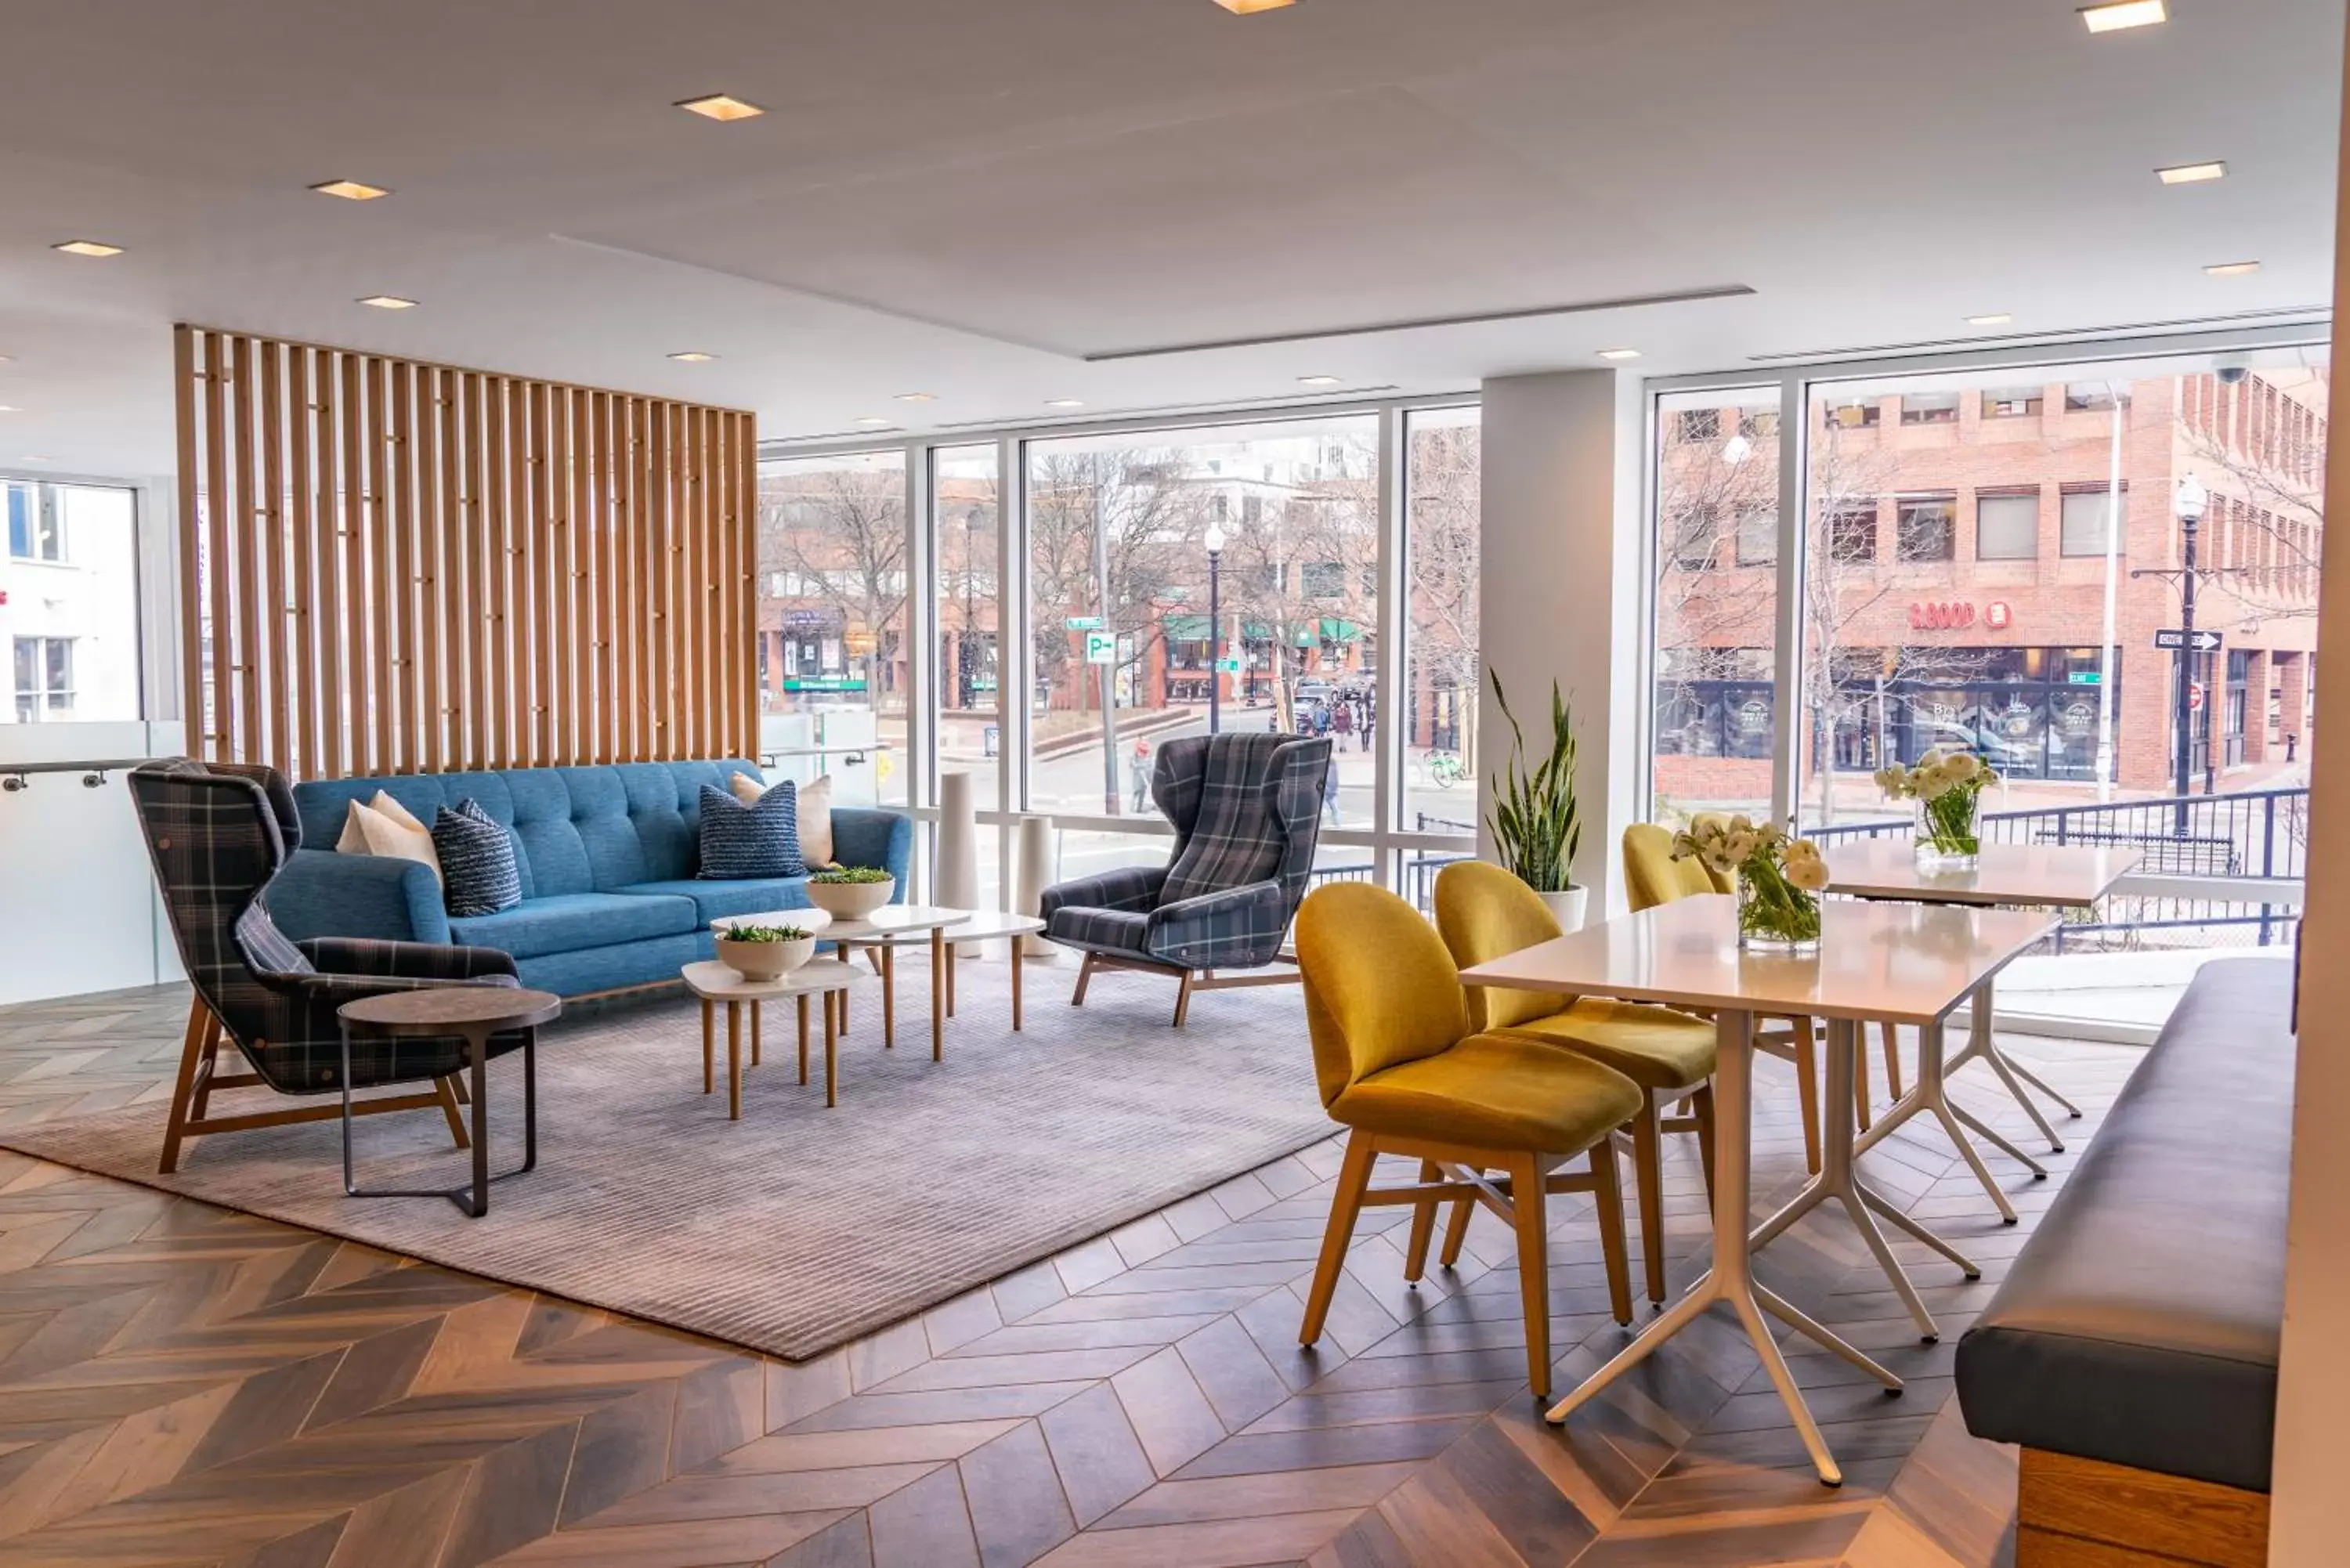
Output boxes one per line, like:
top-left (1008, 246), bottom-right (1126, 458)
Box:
top-left (1171, 970), bottom-right (1195, 1028)
top-left (186, 1012), bottom-right (226, 1122)
top-left (1586, 1141), bottom-right (1633, 1328)
top-left (1404, 1159), bottom-right (1442, 1283)
top-left (432, 1076), bottom-right (471, 1150)
top-left (157, 999), bottom-right (213, 1176)
top-left (1629, 1097), bottom-right (1668, 1307)
top-left (1301, 1131), bottom-right (1378, 1346)
top-left (1692, 1083), bottom-right (1717, 1205)
top-left (700, 998), bottom-right (714, 1095)
top-left (1071, 952), bottom-right (1096, 1006)
top-left (1794, 1027), bottom-right (1823, 1176)
top-left (797, 994), bottom-right (811, 1085)
top-left (1880, 1021), bottom-right (1905, 1099)
top-left (1509, 1153), bottom-right (1556, 1396)
top-left (1437, 1192), bottom-right (1475, 1269)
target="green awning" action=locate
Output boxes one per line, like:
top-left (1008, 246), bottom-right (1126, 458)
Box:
top-left (1321, 618), bottom-right (1361, 643)
top-left (1163, 615), bottom-right (1208, 640)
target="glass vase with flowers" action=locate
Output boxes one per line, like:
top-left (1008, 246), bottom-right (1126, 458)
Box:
top-left (1875, 748), bottom-right (1998, 872)
top-left (1671, 815), bottom-right (1831, 953)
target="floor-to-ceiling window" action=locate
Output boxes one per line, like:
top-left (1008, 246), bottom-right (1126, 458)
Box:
top-left (934, 446), bottom-right (1000, 816)
top-left (2, 479), bottom-right (141, 725)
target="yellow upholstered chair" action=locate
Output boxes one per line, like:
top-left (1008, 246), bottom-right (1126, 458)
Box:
top-left (1434, 860), bottom-right (1716, 1307)
top-left (1623, 823), bottom-right (1828, 1175)
top-left (1294, 883), bottom-right (1643, 1398)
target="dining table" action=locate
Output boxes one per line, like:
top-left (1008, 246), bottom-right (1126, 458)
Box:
top-left (1459, 892), bottom-right (2055, 1487)
top-left (1824, 839), bottom-right (2139, 1216)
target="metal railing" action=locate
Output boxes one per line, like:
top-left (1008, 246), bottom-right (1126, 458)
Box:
top-left (1802, 786), bottom-right (2309, 952)
top-left (1305, 813), bottom-right (1477, 914)
top-left (0, 757), bottom-right (164, 793)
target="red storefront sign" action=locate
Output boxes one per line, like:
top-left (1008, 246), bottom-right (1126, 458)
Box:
top-left (1908, 600), bottom-right (1978, 630)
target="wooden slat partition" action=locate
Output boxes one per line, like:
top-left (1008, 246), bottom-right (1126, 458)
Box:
top-left (174, 325), bottom-right (758, 781)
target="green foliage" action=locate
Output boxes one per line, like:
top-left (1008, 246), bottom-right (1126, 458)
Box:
top-left (722, 923), bottom-right (812, 943)
top-left (809, 866), bottom-right (892, 885)
top-left (1485, 671), bottom-right (1582, 894)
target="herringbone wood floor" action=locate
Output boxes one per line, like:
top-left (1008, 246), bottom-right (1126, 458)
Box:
top-left (0, 982), bottom-right (2139, 1567)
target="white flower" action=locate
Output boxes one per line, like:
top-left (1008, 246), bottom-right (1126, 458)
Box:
top-left (1785, 837), bottom-right (1824, 865)
top-left (1940, 752), bottom-right (1979, 784)
top-left (1784, 855), bottom-right (1830, 892)
top-left (1915, 769), bottom-right (1953, 801)
top-left (1723, 829), bottom-right (1759, 865)
top-left (1874, 766), bottom-right (1905, 799)
top-left (1726, 813), bottom-right (1755, 836)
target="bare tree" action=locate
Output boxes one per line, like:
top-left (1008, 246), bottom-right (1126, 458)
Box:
top-left (758, 464), bottom-right (909, 714)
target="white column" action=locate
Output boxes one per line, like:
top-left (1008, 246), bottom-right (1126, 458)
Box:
top-left (1477, 370), bottom-right (1646, 916)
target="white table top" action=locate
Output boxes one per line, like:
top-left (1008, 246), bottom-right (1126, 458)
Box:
top-left (681, 959), bottom-right (870, 1002)
top-left (1823, 838), bottom-right (2140, 909)
top-left (713, 905), bottom-right (972, 941)
top-left (804, 908), bottom-right (1047, 945)
top-left (1458, 894), bottom-right (2058, 1027)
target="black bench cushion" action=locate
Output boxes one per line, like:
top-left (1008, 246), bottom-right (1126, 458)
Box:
top-left (1954, 957), bottom-right (2293, 1493)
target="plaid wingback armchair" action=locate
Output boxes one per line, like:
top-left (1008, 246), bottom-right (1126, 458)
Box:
top-left (131, 760), bottom-right (522, 1172)
top-left (1041, 732), bottom-right (1332, 1025)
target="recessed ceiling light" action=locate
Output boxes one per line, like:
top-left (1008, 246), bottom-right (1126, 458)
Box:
top-left (310, 179), bottom-right (391, 201)
top-left (676, 93), bottom-right (765, 121)
top-left (668, 351), bottom-right (717, 363)
top-left (0, 406), bottom-right (19, 414)
top-left (1965, 313), bottom-right (2014, 327)
top-left (855, 417), bottom-right (894, 428)
top-left (2081, 0), bottom-right (2167, 31)
top-left (2204, 260), bottom-right (2263, 276)
top-left (2157, 161), bottom-right (2227, 185)
top-left (20, 455), bottom-right (52, 462)
top-left (1596, 348), bottom-right (1641, 361)
top-left (894, 392), bottom-right (938, 403)
top-left (356, 294), bottom-right (418, 309)
top-left (1044, 399), bottom-right (1086, 409)
top-left (1297, 375), bottom-right (1344, 387)
top-left (1213, 0), bottom-right (1300, 12)
top-left (52, 240), bottom-right (122, 258)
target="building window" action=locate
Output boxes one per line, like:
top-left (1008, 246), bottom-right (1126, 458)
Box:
top-left (1821, 395), bottom-right (1881, 430)
top-left (1734, 508), bottom-right (1777, 567)
top-left (1982, 387), bottom-right (2044, 418)
top-left (1676, 409), bottom-right (1723, 443)
top-left (13, 637), bottom-right (74, 723)
top-left (2059, 488), bottom-right (2125, 557)
top-left (2063, 384), bottom-right (2131, 413)
top-left (1975, 491), bottom-right (2040, 560)
top-left (6, 483), bottom-right (63, 562)
top-left (1896, 495), bottom-right (1957, 562)
top-left (1828, 504), bottom-right (1878, 563)
top-left (1740, 409), bottom-right (1781, 439)
top-left (1242, 493), bottom-right (1264, 526)
top-left (1900, 392), bottom-right (1959, 426)
top-left (1670, 505), bottom-right (1720, 569)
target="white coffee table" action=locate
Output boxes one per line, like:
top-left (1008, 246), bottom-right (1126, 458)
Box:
top-left (721, 905), bottom-right (970, 1060)
top-left (680, 959), bottom-right (867, 1114)
top-left (866, 910), bottom-right (1050, 1031)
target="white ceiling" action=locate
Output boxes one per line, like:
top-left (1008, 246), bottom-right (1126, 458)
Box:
top-left (0, 0), bottom-right (2338, 476)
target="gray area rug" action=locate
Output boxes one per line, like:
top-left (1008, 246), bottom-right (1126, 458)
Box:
top-left (1, 956), bottom-right (1332, 1360)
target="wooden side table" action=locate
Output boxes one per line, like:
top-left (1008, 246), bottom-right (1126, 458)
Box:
top-left (682, 960), bottom-right (867, 1112)
top-left (338, 986), bottom-right (561, 1217)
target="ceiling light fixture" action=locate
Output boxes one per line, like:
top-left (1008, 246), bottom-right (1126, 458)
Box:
top-left (676, 93), bottom-right (765, 121)
top-left (20, 454), bottom-right (52, 462)
top-left (0, 406), bottom-right (18, 414)
top-left (667, 351), bottom-right (717, 363)
top-left (52, 240), bottom-right (122, 258)
top-left (1297, 375), bottom-right (1344, 387)
top-left (2204, 260), bottom-right (2263, 276)
top-left (1213, 0), bottom-right (1300, 13)
top-left (310, 179), bottom-right (391, 201)
top-left (2080, 0), bottom-right (2167, 32)
top-left (2157, 161), bottom-right (2227, 185)
top-left (1596, 348), bottom-right (1641, 361)
top-left (1965, 313), bottom-right (2014, 327)
top-left (855, 417), bottom-right (894, 428)
top-left (356, 294), bottom-right (418, 309)
top-left (1044, 399), bottom-right (1086, 409)
top-left (894, 392), bottom-right (938, 403)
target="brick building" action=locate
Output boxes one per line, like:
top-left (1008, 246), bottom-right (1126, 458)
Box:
top-left (1653, 367), bottom-right (2326, 812)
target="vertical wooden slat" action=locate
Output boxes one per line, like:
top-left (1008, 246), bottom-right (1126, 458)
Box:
top-left (510, 378), bottom-right (535, 768)
top-left (484, 377), bottom-right (511, 768)
top-left (416, 366), bottom-right (445, 775)
top-left (173, 327), bottom-right (204, 760)
top-left (316, 351), bottom-right (345, 779)
top-left (201, 332), bottom-right (233, 764)
top-left (365, 356), bottom-right (394, 773)
top-left (259, 342), bottom-right (291, 777)
top-left (633, 398), bottom-right (656, 761)
top-left (680, 406), bottom-right (703, 758)
top-left (336, 352), bottom-right (365, 777)
top-left (389, 359), bottom-right (419, 775)
top-left (664, 401), bottom-right (685, 759)
top-left (231, 336), bottom-right (263, 766)
top-left (461, 371), bottom-right (490, 771)
top-left (558, 388), bottom-right (583, 769)
top-left (287, 349), bottom-right (316, 780)
top-left (532, 381), bottom-right (557, 768)
top-left (739, 413), bottom-right (760, 758)
top-left (591, 389), bottom-right (616, 765)
top-left (444, 369), bottom-right (472, 770)
top-left (710, 408), bottom-right (732, 758)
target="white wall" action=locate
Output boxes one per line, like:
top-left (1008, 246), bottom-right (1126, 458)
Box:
top-left (1477, 369), bottom-right (1646, 914)
top-left (2269, 13), bottom-right (2350, 1555)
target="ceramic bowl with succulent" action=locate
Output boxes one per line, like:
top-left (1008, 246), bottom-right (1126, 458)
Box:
top-left (714, 921), bottom-right (817, 981)
top-left (803, 866), bottom-right (896, 920)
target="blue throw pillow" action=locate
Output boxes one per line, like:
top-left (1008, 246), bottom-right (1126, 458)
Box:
top-left (700, 781), bottom-right (804, 880)
top-left (432, 798), bottom-right (522, 918)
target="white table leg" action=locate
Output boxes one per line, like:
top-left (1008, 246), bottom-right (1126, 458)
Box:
top-left (1546, 1008), bottom-right (1891, 1487)
top-left (1853, 1009), bottom-right (2022, 1225)
top-left (1943, 985), bottom-right (2070, 1153)
top-left (1749, 1017), bottom-right (1965, 1342)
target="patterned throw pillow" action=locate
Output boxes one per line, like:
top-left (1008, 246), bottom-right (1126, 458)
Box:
top-left (700, 781), bottom-right (804, 880)
top-left (432, 798), bottom-right (521, 918)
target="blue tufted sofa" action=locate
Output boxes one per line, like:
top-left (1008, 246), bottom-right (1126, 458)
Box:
top-left (265, 760), bottom-right (913, 996)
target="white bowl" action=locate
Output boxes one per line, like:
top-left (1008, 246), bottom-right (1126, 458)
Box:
top-left (804, 876), bottom-right (895, 921)
top-left (716, 934), bottom-right (816, 981)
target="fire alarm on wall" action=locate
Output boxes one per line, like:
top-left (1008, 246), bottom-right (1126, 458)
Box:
top-left (1985, 600), bottom-right (2012, 629)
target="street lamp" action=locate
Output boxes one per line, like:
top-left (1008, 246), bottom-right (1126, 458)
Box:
top-left (2171, 472), bottom-right (2207, 829)
top-left (1204, 522), bottom-right (1226, 735)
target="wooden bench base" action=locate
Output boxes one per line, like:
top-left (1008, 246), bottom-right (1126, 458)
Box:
top-left (2017, 1447), bottom-right (2269, 1567)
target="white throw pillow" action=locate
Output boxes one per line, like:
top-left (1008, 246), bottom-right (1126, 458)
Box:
top-left (730, 771), bottom-right (837, 868)
top-left (336, 792), bottom-right (442, 881)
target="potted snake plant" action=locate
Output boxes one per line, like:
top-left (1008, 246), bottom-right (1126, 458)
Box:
top-left (1486, 671), bottom-right (1587, 930)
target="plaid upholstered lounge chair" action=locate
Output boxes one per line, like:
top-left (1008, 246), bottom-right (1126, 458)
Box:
top-left (1041, 732), bottom-right (1332, 1026)
top-left (130, 760), bottom-right (528, 1180)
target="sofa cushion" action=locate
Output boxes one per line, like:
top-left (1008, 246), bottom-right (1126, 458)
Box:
top-left (698, 782), bottom-right (805, 879)
top-left (434, 800), bottom-right (522, 917)
top-left (1047, 905), bottom-right (1153, 956)
top-left (450, 891), bottom-right (700, 961)
top-left (616, 878), bottom-right (814, 925)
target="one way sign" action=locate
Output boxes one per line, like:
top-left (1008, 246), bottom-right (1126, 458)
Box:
top-left (2153, 628), bottom-right (2224, 652)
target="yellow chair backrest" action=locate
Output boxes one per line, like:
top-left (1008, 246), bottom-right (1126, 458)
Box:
top-left (1432, 860), bottom-right (1568, 1033)
top-left (1622, 822), bottom-right (1723, 911)
top-left (1295, 883), bottom-right (1469, 1110)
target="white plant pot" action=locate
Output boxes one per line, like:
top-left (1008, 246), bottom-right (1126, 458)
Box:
top-left (805, 876), bottom-right (895, 920)
top-left (1014, 814), bottom-right (1058, 959)
top-left (1537, 887), bottom-right (1589, 933)
top-left (936, 773), bottom-right (981, 956)
top-left (716, 934), bottom-right (815, 982)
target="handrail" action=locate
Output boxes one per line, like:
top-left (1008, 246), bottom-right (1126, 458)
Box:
top-left (0, 757), bottom-right (168, 793)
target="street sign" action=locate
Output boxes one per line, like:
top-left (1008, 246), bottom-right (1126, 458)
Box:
top-left (1214, 656), bottom-right (1243, 674)
top-left (2153, 628), bottom-right (2223, 652)
top-left (2189, 681), bottom-right (2206, 712)
top-left (1083, 630), bottom-right (1116, 665)
top-left (1065, 615), bottom-right (1104, 631)
top-left (2067, 671), bottom-right (2102, 685)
